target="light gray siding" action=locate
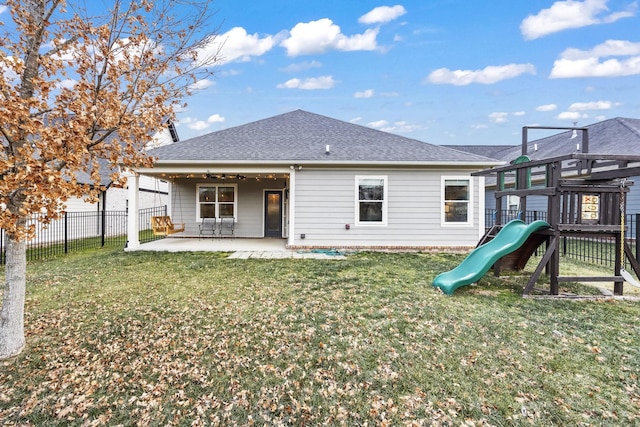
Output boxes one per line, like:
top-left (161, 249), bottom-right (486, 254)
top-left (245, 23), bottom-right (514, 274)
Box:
top-left (485, 175), bottom-right (640, 218)
top-left (170, 177), bottom-right (288, 237)
top-left (291, 168), bottom-right (483, 248)
top-left (627, 175), bottom-right (640, 214)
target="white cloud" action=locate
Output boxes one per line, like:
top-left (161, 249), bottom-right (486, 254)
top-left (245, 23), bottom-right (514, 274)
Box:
top-left (472, 124), bottom-right (489, 129)
top-left (489, 112), bottom-right (509, 123)
top-left (0, 6), bottom-right (7, 14)
top-left (550, 39), bottom-right (640, 78)
top-left (57, 79), bottom-right (77, 90)
top-left (359, 5), bottom-right (407, 24)
top-left (189, 78), bottom-right (215, 91)
top-left (354, 89), bottom-right (374, 98)
top-left (557, 39), bottom-right (640, 60)
top-left (380, 121), bottom-right (423, 134)
top-left (556, 111), bottom-right (588, 120)
top-left (219, 69), bottom-right (241, 77)
top-left (188, 120), bottom-right (210, 131)
top-left (569, 100), bottom-right (620, 110)
top-left (426, 63), bottom-right (536, 85)
top-left (177, 115), bottom-right (223, 131)
top-left (520, 0), bottom-right (636, 40)
top-left (0, 56), bottom-right (22, 82)
top-left (536, 104), bottom-right (558, 112)
top-left (350, 117), bottom-right (363, 123)
top-left (207, 114), bottom-right (225, 123)
top-left (368, 120), bottom-right (389, 128)
top-left (277, 75), bottom-right (336, 90)
top-left (280, 18), bottom-right (378, 56)
top-left (280, 60), bottom-right (322, 73)
top-left (200, 27), bottom-right (276, 64)
top-left (513, 111), bottom-right (526, 116)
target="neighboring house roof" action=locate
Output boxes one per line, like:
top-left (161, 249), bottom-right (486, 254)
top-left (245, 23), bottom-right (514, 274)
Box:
top-left (75, 120), bottom-right (179, 187)
top-left (149, 110), bottom-right (499, 166)
top-left (442, 144), bottom-right (516, 160)
top-left (483, 117), bottom-right (640, 162)
top-left (75, 157), bottom-right (114, 188)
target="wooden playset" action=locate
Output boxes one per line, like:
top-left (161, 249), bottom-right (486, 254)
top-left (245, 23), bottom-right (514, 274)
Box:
top-left (472, 126), bottom-right (640, 296)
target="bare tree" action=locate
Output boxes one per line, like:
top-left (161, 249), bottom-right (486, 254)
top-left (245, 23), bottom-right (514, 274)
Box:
top-left (0, 0), bottom-right (221, 358)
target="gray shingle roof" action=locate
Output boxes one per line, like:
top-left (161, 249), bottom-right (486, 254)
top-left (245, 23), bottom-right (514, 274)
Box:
top-left (150, 110), bottom-right (497, 164)
top-left (442, 144), bottom-right (516, 160)
top-left (488, 117), bottom-right (640, 162)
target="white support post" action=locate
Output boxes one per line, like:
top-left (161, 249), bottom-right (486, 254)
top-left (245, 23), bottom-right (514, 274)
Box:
top-left (126, 173), bottom-right (140, 250)
top-left (478, 176), bottom-right (486, 241)
top-left (287, 168), bottom-right (296, 247)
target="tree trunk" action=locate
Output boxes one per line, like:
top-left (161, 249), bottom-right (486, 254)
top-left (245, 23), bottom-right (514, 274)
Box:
top-left (0, 236), bottom-right (27, 359)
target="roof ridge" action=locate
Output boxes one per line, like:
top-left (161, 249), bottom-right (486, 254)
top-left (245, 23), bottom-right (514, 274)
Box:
top-left (616, 117), bottom-right (640, 139)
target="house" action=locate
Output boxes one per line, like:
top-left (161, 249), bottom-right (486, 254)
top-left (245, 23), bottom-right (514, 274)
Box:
top-left (66, 120), bottom-right (179, 212)
top-left (126, 110), bottom-right (501, 250)
top-left (16, 121), bottom-right (179, 249)
top-left (445, 117), bottom-right (640, 214)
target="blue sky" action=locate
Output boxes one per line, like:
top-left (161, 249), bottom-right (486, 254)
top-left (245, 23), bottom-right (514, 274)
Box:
top-left (176, 0), bottom-right (640, 146)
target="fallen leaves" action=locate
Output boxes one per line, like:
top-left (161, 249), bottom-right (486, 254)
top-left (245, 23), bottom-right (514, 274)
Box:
top-left (2, 252), bottom-right (640, 425)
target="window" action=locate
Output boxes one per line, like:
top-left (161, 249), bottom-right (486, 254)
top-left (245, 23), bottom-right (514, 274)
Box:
top-left (356, 176), bottom-right (387, 225)
top-left (442, 177), bottom-right (472, 225)
top-left (507, 195), bottom-right (520, 212)
top-left (196, 184), bottom-right (237, 220)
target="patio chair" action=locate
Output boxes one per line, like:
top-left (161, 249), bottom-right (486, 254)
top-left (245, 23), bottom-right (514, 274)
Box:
top-left (199, 218), bottom-right (217, 239)
top-left (219, 216), bottom-right (235, 236)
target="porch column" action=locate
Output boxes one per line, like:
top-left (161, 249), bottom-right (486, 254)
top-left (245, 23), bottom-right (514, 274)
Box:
top-left (288, 168), bottom-right (296, 246)
top-left (126, 173), bottom-right (140, 250)
top-left (478, 176), bottom-right (485, 241)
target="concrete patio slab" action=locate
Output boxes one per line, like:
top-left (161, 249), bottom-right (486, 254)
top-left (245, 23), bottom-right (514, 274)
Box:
top-left (128, 237), bottom-right (346, 259)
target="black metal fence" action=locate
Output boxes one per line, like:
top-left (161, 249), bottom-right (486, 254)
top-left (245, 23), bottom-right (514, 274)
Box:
top-left (485, 209), bottom-right (639, 269)
top-left (0, 205), bottom-right (167, 264)
top-left (2, 205), bottom-right (637, 269)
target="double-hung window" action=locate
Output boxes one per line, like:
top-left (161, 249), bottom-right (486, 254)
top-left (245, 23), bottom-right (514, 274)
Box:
top-left (356, 176), bottom-right (387, 225)
top-left (197, 184), bottom-right (237, 221)
top-left (442, 177), bottom-right (472, 225)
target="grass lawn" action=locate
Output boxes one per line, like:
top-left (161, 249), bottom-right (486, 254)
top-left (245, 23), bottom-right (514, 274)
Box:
top-left (1, 249), bottom-right (639, 426)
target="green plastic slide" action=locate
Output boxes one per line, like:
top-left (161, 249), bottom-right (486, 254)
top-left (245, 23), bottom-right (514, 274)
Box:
top-left (432, 219), bottom-right (550, 295)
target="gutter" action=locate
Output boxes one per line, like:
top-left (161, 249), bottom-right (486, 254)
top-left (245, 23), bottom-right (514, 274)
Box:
top-left (137, 159), bottom-right (504, 172)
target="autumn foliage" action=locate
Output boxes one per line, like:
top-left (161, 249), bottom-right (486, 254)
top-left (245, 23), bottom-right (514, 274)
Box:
top-left (0, 0), bottom-right (219, 359)
top-left (0, 0), bottom-right (217, 239)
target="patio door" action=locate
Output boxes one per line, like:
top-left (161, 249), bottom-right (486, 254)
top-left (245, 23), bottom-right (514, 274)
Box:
top-left (264, 191), bottom-right (283, 237)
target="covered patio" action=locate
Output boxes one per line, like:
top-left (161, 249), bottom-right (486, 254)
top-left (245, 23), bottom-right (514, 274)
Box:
top-left (125, 167), bottom-right (294, 250)
top-left (129, 236), bottom-right (346, 259)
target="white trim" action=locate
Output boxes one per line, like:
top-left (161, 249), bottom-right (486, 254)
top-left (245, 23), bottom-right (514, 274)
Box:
top-left (441, 176), bottom-right (474, 227)
top-left (195, 183), bottom-right (238, 221)
top-left (288, 169), bottom-right (296, 245)
top-left (478, 176), bottom-right (485, 240)
top-left (355, 175), bottom-right (388, 226)
top-left (140, 160), bottom-right (502, 168)
top-left (134, 161), bottom-right (503, 178)
top-left (126, 174), bottom-right (140, 249)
